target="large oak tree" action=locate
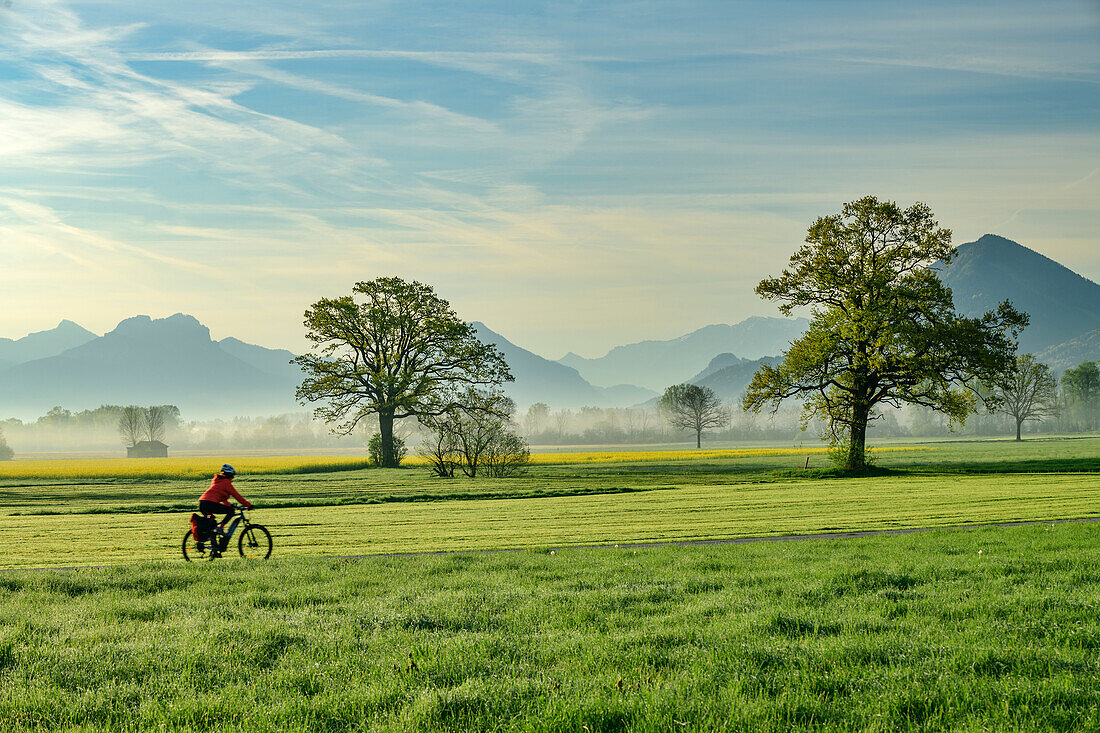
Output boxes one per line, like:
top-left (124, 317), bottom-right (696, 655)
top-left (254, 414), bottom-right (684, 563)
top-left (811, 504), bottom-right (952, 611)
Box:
top-left (294, 277), bottom-right (513, 467)
top-left (743, 196), bottom-right (1027, 470)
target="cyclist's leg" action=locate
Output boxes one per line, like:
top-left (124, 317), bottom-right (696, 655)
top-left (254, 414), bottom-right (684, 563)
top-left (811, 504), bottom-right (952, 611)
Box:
top-left (199, 500), bottom-right (233, 527)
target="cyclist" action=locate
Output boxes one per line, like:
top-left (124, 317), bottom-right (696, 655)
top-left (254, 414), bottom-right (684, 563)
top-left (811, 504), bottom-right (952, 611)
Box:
top-left (196, 464), bottom-right (253, 550)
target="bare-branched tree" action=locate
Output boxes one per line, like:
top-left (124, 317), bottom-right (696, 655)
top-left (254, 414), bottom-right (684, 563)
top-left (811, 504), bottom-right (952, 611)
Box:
top-left (986, 354), bottom-right (1060, 441)
top-left (660, 383), bottom-right (729, 449)
top-left (143, 406), bottom-right (168, 443)
top-left (419, 389), bottom-right (528, 478)
top-left (118, 406), bottom-right (143, 447)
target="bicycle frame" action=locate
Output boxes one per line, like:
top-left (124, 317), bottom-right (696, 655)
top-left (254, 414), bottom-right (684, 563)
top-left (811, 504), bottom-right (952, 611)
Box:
top-left (217, 509), bottom-right (248, 545)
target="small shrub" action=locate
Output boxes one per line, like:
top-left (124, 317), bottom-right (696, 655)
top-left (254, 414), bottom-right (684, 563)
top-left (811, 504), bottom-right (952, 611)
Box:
top-left (483, 430), bottom-right (530, 477)
top-left (368, 433), bottom-right (407, 467)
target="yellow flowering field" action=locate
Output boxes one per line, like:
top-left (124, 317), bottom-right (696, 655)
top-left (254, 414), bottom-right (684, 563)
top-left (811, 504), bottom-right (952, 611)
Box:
top-left (0, 455), bottom-right (375, 480)
top-left (0, 446), bottom-right (934, 480)
top-left (522, 446), bottom-right (933, 465)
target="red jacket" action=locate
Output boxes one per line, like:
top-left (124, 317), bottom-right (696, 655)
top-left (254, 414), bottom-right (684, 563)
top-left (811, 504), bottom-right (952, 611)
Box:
top-left (200, 474), bottom-right (253, 508)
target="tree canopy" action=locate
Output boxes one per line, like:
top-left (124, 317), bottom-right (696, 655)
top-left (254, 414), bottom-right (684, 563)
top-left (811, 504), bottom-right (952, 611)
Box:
top-left (744, 196), bottom-right (1027, 470)
top-left (1061, 360), bottom-right (1100, 431)
top-left (294, 277), bottom-right (513, 466)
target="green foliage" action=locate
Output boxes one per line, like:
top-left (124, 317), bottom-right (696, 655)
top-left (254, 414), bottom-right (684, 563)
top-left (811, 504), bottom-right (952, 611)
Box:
top-left (368, 432), bottom-right (407, 467)
top-left (744, 196), bottom-right (1027, 470)
top-left (0, 427), bottom-right (12, 461)
top-left (660, 383), bottom-right (728, 449)
top-left (1, 524), bottom-right (1099, 730)
top-left (294, 277), bottom-right (513, 467)
top-left (1062, 361), bottom-right (1100, 431)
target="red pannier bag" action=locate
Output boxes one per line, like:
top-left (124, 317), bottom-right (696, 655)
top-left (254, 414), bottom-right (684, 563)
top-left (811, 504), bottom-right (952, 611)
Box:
top-left (190, 513), bottom-right (216, 542)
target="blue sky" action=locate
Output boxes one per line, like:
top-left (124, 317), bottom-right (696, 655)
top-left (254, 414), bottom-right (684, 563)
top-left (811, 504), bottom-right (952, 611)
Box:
top-left (1, 0), bottom-right (1098, 357)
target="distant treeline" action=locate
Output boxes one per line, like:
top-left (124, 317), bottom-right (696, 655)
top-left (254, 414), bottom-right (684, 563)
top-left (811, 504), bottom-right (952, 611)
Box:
top-left (2, 359), bottom-right (1096, 454)
top-left (1, 406), bottom-right (363, 454)
top-left (517, 360), bottom-right (1100, 445)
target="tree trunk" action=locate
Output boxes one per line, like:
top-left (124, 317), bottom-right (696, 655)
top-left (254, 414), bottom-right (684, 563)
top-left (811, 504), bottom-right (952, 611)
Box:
top-left (379, 410), bottom-right (396, 467)
top-left (696, 428), bottom-right (701, 449)
top-left (846, 403), bottom-right (869, 470)
top-left (1015, 417), bottom-right (1022, 442)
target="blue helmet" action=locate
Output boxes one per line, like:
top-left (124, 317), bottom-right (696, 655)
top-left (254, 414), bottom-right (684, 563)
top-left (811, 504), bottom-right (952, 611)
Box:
top-left (221, 464), bottom-right (236, 476)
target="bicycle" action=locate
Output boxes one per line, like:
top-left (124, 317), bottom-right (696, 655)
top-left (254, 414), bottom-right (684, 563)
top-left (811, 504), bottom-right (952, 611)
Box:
top-left (182, 507), bottom-right (272, 561)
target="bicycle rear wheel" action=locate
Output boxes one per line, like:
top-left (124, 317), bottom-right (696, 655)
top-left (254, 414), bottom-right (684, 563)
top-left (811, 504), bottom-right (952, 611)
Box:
top-left (182, 530), bottom-right (217, 562)
top-left (238, 524), bottom-right (273, 559)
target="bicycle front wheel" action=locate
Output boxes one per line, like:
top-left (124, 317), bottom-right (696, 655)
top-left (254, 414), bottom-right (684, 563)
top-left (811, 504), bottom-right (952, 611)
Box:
top-left (182, 530), bottom-right (217, 562)
top-left (238, 524), bottom-right (273, 559)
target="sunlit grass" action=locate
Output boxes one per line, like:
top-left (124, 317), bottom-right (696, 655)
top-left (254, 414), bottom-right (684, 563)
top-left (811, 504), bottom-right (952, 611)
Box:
top-left (1, 523), bottom-right (1098, 731)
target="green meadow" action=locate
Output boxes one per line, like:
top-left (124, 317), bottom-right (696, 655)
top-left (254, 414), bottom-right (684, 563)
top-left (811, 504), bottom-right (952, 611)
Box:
top-left (1, 523), bottom-right (1099, 731)
top-left (1, 437), bottom-right (1099, 730)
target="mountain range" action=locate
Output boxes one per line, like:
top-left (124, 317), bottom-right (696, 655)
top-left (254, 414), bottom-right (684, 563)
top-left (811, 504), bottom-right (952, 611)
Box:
top-left (559, 316), bottom-right (809, 391)
top-left (0, 315), bottom-right (303, 418)
top-left (1, 233), bottom-right (1096, 418)
top-left (687, 353), bottom-right (783, 403)
top-left (0, 319), bottom-right (97, 372)
top-left (470, 323), bottom-right (656, 408)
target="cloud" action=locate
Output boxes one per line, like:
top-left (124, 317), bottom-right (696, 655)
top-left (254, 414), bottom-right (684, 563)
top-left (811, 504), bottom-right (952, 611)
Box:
top-left (0, 0), bottom-right (1096, 357)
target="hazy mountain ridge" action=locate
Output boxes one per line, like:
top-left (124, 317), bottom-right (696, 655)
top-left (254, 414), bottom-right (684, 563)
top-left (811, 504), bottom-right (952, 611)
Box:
top-left (559, 316), bottom-right (809, 391)
top-left (688, 353), bottom-right (783, 403)
top-left (0, 315), bottom-right (303, 418)
top-left (471, 322), bottom-right (656, 408)
top-left (940, 234), bottom-right (1100, 355)
top-left (4, 234), bottom-right (1098, 419)
top-left (218, 337), bottom-right (301, 381)
top-left (0, 319), bottom-right (97, 365)
top-left (1037, 330), bottom-right (1100, 373)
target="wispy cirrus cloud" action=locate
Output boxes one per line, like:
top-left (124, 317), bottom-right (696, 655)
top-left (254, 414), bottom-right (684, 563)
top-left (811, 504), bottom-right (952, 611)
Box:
top-left (0, 0), bottom-right (1097, 357)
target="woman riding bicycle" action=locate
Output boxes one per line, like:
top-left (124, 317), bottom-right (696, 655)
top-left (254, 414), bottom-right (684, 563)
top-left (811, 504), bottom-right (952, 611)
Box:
top-left (197, 464), bottom-right (253, 548)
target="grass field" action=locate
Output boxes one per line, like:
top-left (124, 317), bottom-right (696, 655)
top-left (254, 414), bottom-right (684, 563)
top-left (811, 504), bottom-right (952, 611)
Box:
top-left (0, 438), bottom-right (1097, 569)
top-left (1, 522), bottom-right (1098, 731)
top-left (1, 437), bottom-right (1099, 729)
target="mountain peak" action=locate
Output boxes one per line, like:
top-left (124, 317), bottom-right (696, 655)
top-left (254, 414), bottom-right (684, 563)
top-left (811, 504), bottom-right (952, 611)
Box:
top-left (0, 320), bottom-right (98, 364)
top-left (942, 234), bottom-right (1100, 353)
top-left (972, 233), bottom-right (1020, 247)
top-left (108, 313), bottom-right (211, 343)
